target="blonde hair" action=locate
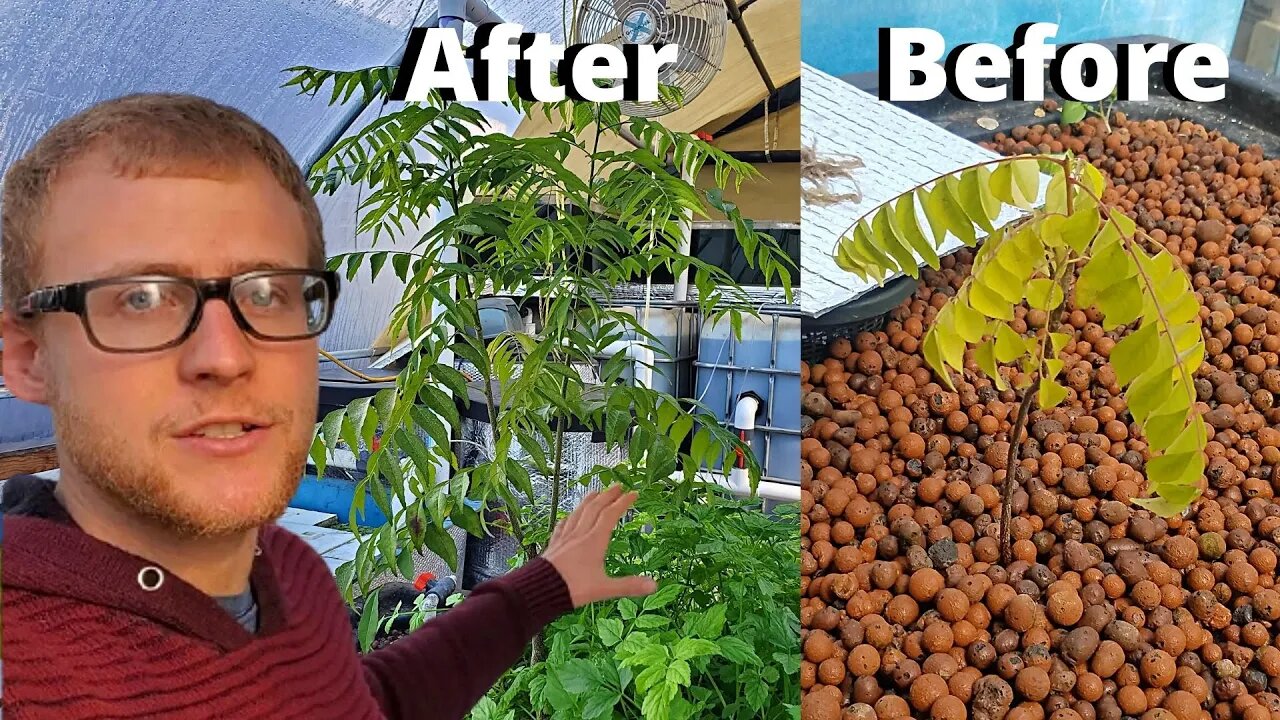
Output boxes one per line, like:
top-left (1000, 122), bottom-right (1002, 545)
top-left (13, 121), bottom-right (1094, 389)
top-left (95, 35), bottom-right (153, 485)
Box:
top-left (1, 92), bottom-right (325, 315)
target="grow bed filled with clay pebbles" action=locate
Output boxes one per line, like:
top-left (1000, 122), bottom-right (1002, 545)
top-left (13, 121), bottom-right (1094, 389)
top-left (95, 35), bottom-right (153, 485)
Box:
top-left (800, 52), bottom-right (1280, 720)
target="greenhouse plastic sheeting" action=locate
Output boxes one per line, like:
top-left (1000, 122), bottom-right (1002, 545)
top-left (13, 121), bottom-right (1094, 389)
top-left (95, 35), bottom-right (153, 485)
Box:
top-left (0, 0), bottom-right (566, 354)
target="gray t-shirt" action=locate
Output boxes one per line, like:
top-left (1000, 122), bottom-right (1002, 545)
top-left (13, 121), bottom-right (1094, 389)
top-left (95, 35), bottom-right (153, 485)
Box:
top-left (215, 588), bottom-right (259, 633)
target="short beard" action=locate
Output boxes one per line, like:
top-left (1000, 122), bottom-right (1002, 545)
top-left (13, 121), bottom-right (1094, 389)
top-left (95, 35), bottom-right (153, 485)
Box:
top-left (48, 382), bottom-right (306, 538)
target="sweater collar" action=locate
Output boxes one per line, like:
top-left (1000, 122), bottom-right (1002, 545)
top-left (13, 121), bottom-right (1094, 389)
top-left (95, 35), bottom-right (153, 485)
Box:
top-left (2, 474), bottom-right (290, 651)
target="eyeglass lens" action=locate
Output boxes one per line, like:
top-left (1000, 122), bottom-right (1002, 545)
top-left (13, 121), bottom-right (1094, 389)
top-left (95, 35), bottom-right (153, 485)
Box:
top-left (81, 274), bottom-right (331, 350)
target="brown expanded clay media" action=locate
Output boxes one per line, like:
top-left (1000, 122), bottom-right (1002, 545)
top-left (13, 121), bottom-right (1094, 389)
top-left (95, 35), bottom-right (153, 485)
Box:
top-left (800, 111), bottom-right (1280, 720)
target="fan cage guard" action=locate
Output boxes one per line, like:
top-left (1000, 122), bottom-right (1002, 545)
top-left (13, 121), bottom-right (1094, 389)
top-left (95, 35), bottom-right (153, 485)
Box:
top-left (573, 0), bottom-right (727, 118)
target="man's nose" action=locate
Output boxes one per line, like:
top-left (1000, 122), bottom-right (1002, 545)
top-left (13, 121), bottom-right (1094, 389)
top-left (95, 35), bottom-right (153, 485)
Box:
top-left (177, 299), bottom-right (256, 381)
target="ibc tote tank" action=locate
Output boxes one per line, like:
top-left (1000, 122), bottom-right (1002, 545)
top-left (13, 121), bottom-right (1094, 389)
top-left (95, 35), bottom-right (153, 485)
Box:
top-left (694, 297), bottom-right (801, 485)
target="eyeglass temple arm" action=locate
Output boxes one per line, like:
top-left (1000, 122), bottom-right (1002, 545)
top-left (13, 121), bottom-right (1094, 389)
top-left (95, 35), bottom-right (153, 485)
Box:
top-left (16, 285), bottom-right (70, 319)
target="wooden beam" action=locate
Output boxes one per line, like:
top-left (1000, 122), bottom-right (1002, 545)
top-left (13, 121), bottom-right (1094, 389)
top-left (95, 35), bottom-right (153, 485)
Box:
top-left (0, 443), bottom-right (57, 480)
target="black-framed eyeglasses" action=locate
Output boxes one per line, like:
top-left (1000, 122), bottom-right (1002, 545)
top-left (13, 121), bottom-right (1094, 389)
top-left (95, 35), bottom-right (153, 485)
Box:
top-left (15, 269), bottom-right (341, 353)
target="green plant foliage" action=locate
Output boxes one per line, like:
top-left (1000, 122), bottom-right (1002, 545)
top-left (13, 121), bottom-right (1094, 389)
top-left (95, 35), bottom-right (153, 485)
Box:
top-left (470, 484), bottom-right (799, 720)
top-left (281, 67), bottom-right (795, 610)
top-left (1060, 86), bottom-right (1119, 132)
top-left (831, 154), bottom-right (1207, 517)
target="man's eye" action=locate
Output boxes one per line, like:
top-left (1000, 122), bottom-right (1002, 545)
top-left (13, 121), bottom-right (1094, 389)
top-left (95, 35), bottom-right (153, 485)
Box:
top-left (122, 285), bottom-right (166, 310)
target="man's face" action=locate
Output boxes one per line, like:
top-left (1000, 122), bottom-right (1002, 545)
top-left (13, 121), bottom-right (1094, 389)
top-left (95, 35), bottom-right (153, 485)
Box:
top-left (8, 151), bottom-right (318, 536)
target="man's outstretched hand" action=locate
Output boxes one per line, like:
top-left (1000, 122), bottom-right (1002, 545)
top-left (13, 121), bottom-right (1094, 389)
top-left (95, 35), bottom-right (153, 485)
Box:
top-left (542, 484), bottom-right (657, 608)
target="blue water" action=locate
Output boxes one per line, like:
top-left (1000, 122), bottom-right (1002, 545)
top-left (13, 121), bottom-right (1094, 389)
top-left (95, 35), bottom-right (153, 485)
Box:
top-left (803, 0), bottom-right (1246, 77)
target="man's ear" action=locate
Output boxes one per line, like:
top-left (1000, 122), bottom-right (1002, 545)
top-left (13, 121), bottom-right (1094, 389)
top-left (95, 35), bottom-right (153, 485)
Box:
top-left (2, 311), bottom-right (51, 405)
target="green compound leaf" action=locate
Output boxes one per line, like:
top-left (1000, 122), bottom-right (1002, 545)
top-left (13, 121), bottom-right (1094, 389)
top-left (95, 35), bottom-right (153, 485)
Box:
top-left (1061, 101), bottom-right (1087, 125)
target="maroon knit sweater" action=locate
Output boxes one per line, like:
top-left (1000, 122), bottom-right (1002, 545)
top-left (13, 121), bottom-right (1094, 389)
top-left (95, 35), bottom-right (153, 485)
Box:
top-left (0, 475), bottom-right (573, 719)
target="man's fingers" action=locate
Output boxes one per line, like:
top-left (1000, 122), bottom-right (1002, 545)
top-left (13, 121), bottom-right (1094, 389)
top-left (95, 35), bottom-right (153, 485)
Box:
top-left (586, 488), bottom-right (637, 540)
top-left (559, 486), bottom-right (604, 538)
top-left (603, 574), bottom-right (658, 600)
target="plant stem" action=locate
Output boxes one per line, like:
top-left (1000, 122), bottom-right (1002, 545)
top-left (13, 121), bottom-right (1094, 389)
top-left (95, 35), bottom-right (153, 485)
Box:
top-left (999, 158), bottom-right (1078, 565)
top-left (999, 382), bottom-right (1038, 566)
top-left (548, 405), bottom-right (567, 541)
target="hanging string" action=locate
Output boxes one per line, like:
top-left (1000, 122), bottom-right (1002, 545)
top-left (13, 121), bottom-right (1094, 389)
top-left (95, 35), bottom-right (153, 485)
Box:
top-left (800, 143), bottom-right (864, 207)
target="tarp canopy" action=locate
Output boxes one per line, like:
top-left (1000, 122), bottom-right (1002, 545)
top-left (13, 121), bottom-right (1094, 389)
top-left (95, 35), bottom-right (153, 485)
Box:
top-left (513, 0), bottom-right (799, 221)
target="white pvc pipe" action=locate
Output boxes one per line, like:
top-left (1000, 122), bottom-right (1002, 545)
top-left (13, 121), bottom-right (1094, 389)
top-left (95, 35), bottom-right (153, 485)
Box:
top-left (672, 170), bottom-right (694, 302)
top-left (599, 339), bottom-right (655, 389)
top-left (702, 471), bottom-right (800, 503)
top-left (733, 393), bottom-right (761, 431)
top-left (720, 394), bottom-right (801, 502)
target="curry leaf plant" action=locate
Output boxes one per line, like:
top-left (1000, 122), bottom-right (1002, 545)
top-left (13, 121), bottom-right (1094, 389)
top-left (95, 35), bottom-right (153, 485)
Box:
top-left (832, 153), bottom-right (1206, 563)
top-left (470, 482), bottom-right (800, 720)
top-left (282, 65), bottom-right (795, 644)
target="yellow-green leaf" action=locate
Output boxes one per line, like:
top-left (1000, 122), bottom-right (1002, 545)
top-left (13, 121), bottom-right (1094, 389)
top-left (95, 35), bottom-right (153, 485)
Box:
top-left (1076, 240), bottom-right (1135, 309)
top-left (1096, 280), bottom-right (1143, 330)
top-left (1011, 158), bottom-right (1040, 207)
top-left (923, 329), bottom-right (954, 390)
top-left (952, 297), bottom-right (989, 343)
top-left (1043, 358), bottom-right (1064, 379)
top-left (895, 193), bottom-right (941, 269)
top-left (990, 163), bottom-right (1021, 208)
top-left (932, 177), bottom-right (977, 246)
top-left (1049, 332), bottom-right (1070, 355)
top-left (833, 236), bottom-right (867, 279)
top-left (1082, 161), bottom-right (1107, 198)
top-left (1060, 204), bottom-right (1101, 253)
top-left (1132, 478), bottom-right (1201, 517)
top-left (1111, 320), bottom-right (1162, 386)
top-left (982, 255), bottom-right (1025, 303)
top-left (874, 205), bottom-right (921, 278)
top-left (1045, 172), bottom-right (1067, 214)
top-left (1008, 225), bottom-right (1045, 266)
top-left (1027, 278), bottom-right (1064, 311)
top-left (937, 327), bottom-right (965, 373)
top-left (1166, 416), bottom-right (1207, 456)
top-left (1163, 289), bottom-right (1200, 325)
top-left (1144, 409), bottom-right (1191, 452)
top-left (1039, 379), bottom-right (1069, 408)
top-left (994, 323), bottom-right (1026, 363)
top-left (969, 281), bottom-right (1014, 321)
top-left (994, 240), bottom-right (1036, 285)
top-left (1127, 365), bottom-right (1172, 425)
top-left (1040, 214), bottom-right (1067, 248)
top-left (1141, 451), bottom-right (1203, 501)
top-left (918, 187), bottom-right (949, 246)
top-left (853, 219), bottom-right (898, 275)
top-left (975, 341), bottom-right (1008, 390)
top-left (957, 168), bottom-right (998, 234)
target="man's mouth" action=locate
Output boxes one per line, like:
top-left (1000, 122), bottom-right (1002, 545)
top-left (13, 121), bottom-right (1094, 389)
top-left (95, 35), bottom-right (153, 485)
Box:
top-left (189, 422), bottom-right (262, 439)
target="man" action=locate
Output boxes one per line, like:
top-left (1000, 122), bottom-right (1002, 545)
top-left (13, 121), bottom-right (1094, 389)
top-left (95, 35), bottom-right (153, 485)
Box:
top-left (0, 93), bottom-right (656, 719)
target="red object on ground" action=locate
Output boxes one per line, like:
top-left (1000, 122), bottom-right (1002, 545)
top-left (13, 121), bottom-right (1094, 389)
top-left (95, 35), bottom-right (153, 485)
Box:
top-left (414, 572), bottom-right (436, 592)
top-left (1, 474), bottom-right (572, 719)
